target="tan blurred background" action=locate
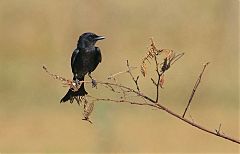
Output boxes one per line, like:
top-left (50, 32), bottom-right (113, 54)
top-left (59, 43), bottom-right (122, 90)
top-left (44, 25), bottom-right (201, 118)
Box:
top-left (0, 0), bottom-right (239, 153)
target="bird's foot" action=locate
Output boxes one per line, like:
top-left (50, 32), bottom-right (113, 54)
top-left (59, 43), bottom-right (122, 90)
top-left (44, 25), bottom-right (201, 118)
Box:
top-left (88, 73), bottom-right (97, 88)
top-left (91, 79), bottom-right (97, 88)
top-left (74, 78), bottom-right (80, 85)
top-left (72, 79), bottom-right (82, 91)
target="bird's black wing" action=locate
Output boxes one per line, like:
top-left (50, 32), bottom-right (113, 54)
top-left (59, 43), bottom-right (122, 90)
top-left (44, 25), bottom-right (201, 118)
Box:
top-left (90, 47), bottom-right (102, 73)
top-left (96, 47), bottom-right (102, 63)
top-left (71, 48), bottom-right (82, 75)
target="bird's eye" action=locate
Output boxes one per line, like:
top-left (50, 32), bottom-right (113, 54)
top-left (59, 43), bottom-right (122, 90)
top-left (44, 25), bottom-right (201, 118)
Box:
top-left (89, 35), bottom-right (94, 40)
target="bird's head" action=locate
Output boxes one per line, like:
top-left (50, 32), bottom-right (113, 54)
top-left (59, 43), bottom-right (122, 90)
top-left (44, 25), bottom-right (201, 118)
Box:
top-left (77, 32), bottom-right (105, 48)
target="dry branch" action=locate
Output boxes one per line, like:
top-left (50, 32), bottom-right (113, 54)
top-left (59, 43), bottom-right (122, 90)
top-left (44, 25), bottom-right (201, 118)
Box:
top-left (43, 38), bottom-right (239, 144)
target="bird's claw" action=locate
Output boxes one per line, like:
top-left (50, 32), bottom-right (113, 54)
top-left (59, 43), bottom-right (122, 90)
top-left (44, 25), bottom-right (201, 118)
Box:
top-left (91, 79), bottom-right (97, 88)
top-left (75, 79), bottom-right (80, 85)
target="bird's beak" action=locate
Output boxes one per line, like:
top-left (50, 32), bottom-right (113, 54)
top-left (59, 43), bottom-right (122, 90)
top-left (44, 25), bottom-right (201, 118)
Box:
top-left (94, 36), bottom-right (105, 41)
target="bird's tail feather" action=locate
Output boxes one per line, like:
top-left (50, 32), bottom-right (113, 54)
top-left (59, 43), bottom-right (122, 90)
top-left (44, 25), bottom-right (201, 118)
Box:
top-left (60, 77), bottom-right (88, 103)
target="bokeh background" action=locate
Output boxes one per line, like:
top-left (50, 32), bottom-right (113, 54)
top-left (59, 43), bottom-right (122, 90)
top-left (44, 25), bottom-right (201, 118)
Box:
top-left (0, 0), bottom-right (239, 153)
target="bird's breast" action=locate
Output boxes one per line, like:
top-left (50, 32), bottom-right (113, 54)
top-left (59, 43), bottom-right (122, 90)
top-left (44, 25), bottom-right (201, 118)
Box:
top-left (81, 51), bottom-right (96, 70)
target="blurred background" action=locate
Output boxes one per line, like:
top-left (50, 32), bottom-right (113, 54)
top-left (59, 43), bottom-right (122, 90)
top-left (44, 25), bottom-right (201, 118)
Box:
top-left (0, 0), bottom-right (239, 153)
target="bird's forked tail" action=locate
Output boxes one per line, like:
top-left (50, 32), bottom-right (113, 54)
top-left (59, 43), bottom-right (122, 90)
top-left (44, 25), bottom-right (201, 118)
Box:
top-left (60, 77), bottom-right (88, 103)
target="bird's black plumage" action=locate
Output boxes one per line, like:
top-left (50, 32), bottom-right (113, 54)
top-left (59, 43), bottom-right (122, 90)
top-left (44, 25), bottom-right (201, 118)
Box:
top-left (60, 32), bottom-right (104, 103)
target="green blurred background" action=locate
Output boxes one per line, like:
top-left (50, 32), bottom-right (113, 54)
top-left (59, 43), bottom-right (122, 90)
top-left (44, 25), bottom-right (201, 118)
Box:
top-left (0, 0), bottom-right (239, 153)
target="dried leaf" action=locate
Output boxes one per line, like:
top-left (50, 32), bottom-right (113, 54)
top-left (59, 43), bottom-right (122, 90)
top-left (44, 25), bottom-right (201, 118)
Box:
top-left (141, 62), bottom-right (147, 77)
top-left (160, 74), bottom-right (165, 88)
top-left (83, 99), bottom-right (94, 120)
top-left (161, 58), bottom-right (168, 72)
top-left (140, 38), bottom-right (163, 77)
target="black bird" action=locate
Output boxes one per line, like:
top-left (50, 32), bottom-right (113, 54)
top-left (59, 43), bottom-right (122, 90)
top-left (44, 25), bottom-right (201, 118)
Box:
top-left (60, 32), bottom-right (105, 103)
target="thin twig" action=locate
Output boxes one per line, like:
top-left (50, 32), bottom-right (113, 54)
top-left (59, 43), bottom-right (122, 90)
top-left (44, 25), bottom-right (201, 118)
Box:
top-left (154, 56), bottom-right (162, 103)
top-left (107, 66), bottom-right (137, 79)
top-left (215, 123), bottom-right (222, 135)
top-left (170, 53), bottom-right (185, 65)
top-left (126, 60), bottom-right (141, 92)
top-left (182, 62), bottom-right (210, 118)
top-left (87, 95), bottom-right (148, 106)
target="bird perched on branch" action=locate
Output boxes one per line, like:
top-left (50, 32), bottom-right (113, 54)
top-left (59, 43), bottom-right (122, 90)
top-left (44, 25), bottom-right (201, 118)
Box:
top-left (60, 32), bottom-right (105, 103)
